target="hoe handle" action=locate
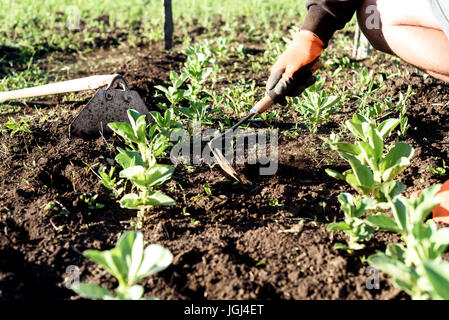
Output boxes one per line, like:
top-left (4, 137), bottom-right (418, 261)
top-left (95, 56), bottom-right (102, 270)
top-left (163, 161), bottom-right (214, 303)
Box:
top-left (0, 74), bottom-right (120, 102)
top-left (251, 95), bottom-right (275, 114)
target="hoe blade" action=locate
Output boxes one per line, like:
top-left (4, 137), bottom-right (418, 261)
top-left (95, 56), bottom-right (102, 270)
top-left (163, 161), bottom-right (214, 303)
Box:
top-left (207, 140), bottom-right (240, 182)
top-left (69, 76), bottom-right (150, 137)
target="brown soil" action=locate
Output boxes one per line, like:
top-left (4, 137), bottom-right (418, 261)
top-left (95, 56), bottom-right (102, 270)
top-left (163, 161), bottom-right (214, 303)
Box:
top-left (1, 36), bottom-right (448, 300)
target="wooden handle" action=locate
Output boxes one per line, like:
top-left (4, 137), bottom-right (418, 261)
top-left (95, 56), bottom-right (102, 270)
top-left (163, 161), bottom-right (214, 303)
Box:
top-left (0, 74), bottom-right (120, 102)
top-left (253, 95), bottom-right (275, 114)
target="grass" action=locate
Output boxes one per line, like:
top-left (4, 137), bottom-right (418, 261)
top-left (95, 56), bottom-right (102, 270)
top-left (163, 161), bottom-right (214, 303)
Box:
top-left (0, 0), bottom-right (307, 53)
top-left (0, 0), bottom-right (308, 101)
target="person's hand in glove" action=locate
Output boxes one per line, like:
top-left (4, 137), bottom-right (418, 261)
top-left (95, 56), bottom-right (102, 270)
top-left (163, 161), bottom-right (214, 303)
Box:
top-left (267, 30), bottom-right (324, 105)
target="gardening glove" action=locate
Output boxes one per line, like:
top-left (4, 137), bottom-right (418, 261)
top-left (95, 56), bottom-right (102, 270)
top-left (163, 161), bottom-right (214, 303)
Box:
top-left (267, 30), bottom-right (324, 105)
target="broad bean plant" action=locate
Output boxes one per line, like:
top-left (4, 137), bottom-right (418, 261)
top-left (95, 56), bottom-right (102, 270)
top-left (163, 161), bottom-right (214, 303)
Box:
top-left (368, 185), bottom-right (449, 299)
top-left (324, 113), bottom-right (413, 200)
top-left (104, 110), bottom-right (176, 228)
top-left (72, 231), bottom-right (172, 300)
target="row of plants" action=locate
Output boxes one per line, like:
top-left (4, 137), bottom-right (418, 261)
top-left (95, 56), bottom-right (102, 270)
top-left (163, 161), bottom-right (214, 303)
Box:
top-left (97, 39), bottom-right (231, 229)
top-left (323, 113), bottom-right (449, 299)
top-left (69, 32), bottom-right (448, 300)
top-left (71, 41), bottom-right (231, 300)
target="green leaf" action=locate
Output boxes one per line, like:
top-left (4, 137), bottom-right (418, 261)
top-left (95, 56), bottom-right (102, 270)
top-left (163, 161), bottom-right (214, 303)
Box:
top-left (115, 147), bottom-right (144, 169)
top-left (431, 228), bottom-right (449, 245)
top-left (431, 228), bottom-right (449, 250)
top-left (338, 192), bottom-right (354, 216)
top-left (120, 166), bottom-right (148, 187)
top-left (348, 242), bottom-right (366, 250)
top-left (356, 197), bottom-right (378, 217)
top-left (83, 250), bottom-right (115, 277)
top-left (354, 221), bottom-right (376, 240)
top-left (108, 122), bottom-right (138, 144)
top-left (368, 252), bottom-right (416, 287)
top-left (179, 107), bottom-right (194, 118)
top-left (377, 118), bottom-right (400, 140)
top-left (385, 243), bottom-right (406, 262)
top-left (333, 142), bottom-right (361, 155)
top-left (345, 173), bottom-right (371, 195)
top-left (413, 184), bottom-right (442, 223)
top-left (333, 243), bottom-right (350, 251)
top-left (411, 222), bottom-right (432, 243)
top-left (381, 143), bottom-right (414, 181)
top-left (358, 141), bottom-right (378, 171)
top-left (367, 214), bottom-right (400, 233)
top-left (72, 283), bottom-right (114, 300)
top-left (325, 169), bottom-right (345, 180)
top-left (136, 244), bottom-right (173, 282)
top-left (422, 260), bottom-right (449, 299)
top-left (111, 231), bottom-right (140, 284)
top-left (145, 164), bottom-right (174, 187)
top-left (204, 183), bottom-right (212, 195)
top-left (154, 85), bottom-right (169, 95)
top-left (340, 152), bottom-right (374, 189)
top-left (346, 114), bottom-right (369, 139)
top-left (380, 180), bottom-right (406, 201)
top-left (143, 191), bottom-right (176, 206)
top-left (127, 110), bottom-right (147, 143)
top-left (126, 231), bottom-right (144, 286)
top-left (120, 285), bottom-right (145, 300)
top-left (327, 221), bottom-right (351, 231)
top-left (119, 193), bottom-right (141, 209)
top-left (367, 127), bottom-right (383, 163)
top-left (390, 196), bottom-right (408, 233)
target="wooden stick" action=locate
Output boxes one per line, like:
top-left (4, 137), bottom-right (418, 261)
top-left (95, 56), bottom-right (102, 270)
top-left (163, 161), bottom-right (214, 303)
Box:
top-left (0, 74), bottom-right (119, 102)
top-left (164, 0), bottom-right (174, 50)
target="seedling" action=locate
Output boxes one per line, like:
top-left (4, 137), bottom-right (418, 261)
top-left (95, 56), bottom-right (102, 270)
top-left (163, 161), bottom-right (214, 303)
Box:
top-left (294, 78), bottom-right (340, 133)
top-left (395, 85), bottom-right (414, 138)
top-left (223, 81), bottom-right (257, 118)
top-left (204, 183), bottom-right (212, 195)
top-left (368, 184), bottom-right (449, 299)
top-left (324, 114), bottom-right (413, 199)
top-left (327, 193), bottom-right (377, 253)
top-left (149, 108), bottom-right (182, 138)
top-left (79, 194), bottom-right (104, 210)
top-left (179, 97), bottom-right (218, 124)
top-left (108, 110), bottom-right (176, 228)
top-left (326, 56), bottom-right (360, 76)
top-left (0, 116), bottom-right (32, 136)
top-left (427, 159), bottom-right (447, 177)
top-left (154, 71), bottom-right (188, 108)
top-left (356, 78), bottom-right (384, 119)
top-left (98, 166), bottom-right (124, 198)
top-left (269, 199), bottom-right (283, 207)
top-left (71, 231), bottom-right (173, 300)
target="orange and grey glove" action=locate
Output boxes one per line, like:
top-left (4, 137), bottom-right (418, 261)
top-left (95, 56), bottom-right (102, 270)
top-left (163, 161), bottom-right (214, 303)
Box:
top-left (267, 30), bottom-right (324, 105)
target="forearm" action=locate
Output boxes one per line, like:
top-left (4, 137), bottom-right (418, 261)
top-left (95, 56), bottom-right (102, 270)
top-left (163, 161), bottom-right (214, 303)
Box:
top-left (301, 0), bottom-right (363, 46)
